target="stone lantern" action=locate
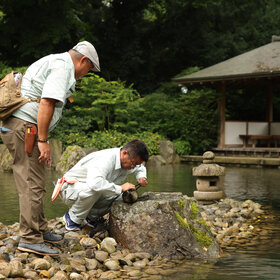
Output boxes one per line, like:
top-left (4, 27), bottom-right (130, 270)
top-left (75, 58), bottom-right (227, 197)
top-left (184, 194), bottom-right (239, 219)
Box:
top-left (192, 151), bottom-right (225, 203)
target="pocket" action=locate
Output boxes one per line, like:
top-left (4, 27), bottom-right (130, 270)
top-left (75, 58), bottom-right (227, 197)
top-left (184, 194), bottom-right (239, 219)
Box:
top-left (66, 188), bottom-right (78, 200)
top-left (62, 187), bottom-right (79, 205)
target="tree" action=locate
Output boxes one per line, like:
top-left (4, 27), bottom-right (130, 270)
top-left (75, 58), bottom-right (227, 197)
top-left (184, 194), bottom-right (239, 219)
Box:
top-left (0, 0), bottom-right (85, 66)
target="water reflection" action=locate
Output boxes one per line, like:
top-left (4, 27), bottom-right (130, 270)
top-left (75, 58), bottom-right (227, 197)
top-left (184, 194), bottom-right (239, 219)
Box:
top-left (138, 164), bottom-right (196, 195)
top-left (1, 164), bottom-right (280, 224)
top-left (206, 251), bottom-right (280, 280)
top-left (224, 167), bottom-right (280, 208)
top-left (0, 172), bottom-right (19, 224)
top-left (0, 163), bottom-right (280, 280)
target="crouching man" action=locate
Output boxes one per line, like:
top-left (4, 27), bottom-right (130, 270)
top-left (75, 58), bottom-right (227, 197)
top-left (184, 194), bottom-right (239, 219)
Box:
top-left (53, 139), bottom-right (149, 231)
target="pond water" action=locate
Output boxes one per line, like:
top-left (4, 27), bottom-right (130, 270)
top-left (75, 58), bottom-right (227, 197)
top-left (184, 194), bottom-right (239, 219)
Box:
top-left (0, 163), bottom-right (280, 279)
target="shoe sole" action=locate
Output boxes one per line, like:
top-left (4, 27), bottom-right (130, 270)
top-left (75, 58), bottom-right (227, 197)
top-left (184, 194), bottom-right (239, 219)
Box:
top-left (17, 246), bottom-right (58, 256)
top-left (84, 220), bottom-right (95, 228)
top-left (63, 215), bottom-right (80, 231)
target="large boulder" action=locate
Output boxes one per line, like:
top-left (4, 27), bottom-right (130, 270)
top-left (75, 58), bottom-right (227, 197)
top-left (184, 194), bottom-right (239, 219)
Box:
top-left (109, 192), bottom-right (220, 259)
top-left (56, 145), bottom-right (86, 175)
top-left (0, 144), bottom-right (13, 172)
top-left (159, 140), bottom-right (178, 164)
top-left (146, 140), bottom-right (180, 167)
top-left (145, 155), bottom-right (166, 167)
top-left (49, 139), bottom-right (63, 170)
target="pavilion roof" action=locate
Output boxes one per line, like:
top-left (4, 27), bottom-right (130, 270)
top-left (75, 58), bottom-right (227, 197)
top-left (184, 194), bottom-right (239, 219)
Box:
top-left (174, 37), bottom-right (280, 85)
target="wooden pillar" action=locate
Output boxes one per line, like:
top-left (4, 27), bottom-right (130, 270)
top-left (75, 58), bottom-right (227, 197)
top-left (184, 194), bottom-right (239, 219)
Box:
top-left (218, 82), bottom-right (226, 148)
top-left (266, 84), bottom-right (273, 135)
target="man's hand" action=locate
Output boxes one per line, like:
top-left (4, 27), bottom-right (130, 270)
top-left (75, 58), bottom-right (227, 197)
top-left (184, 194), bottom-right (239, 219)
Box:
top-left (121, 182), bottom-right (136, 193)
top-left (38, 142), bottom-right (52, 166)
top-left (137, 177), bottom-right (148, 187)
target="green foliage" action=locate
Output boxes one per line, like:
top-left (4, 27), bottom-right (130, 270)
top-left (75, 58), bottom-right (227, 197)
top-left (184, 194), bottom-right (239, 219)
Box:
top-left (1, 0), bottom-right (280, 93)
top-left (0, 0), bottom-right (83, 66)
top-left (51, 73), bottom-right (140, 143)
top-left (55, 129), bottom-right (161, 156)
top-left (0, 65), bottom-right (28, 78)
top-left (51, 70), bottom-right (218, 155)
top-left (1, 0), bottom-right (279, 155)
top-left (115, 80), bottom-right (218, 154)
top-left (178, 88), bottom-right (219, 154)
top-left (116, 92), bottom-right (184, 140)
top-left (226, 86), bottom-right (269, 121)
top-left (73, 74), bottom-right (140, 131)
top-left (173, 139), bottom-right (192, 155)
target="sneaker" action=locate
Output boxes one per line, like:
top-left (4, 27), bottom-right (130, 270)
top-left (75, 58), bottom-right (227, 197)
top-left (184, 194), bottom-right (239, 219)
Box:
top-left (18, 242), bottom-right (59, 256)
top-left (84, 217), bottom-right (98, 228)
top-left (43, 231), bottom-right (63, 243)
top-left (63, 211), bottom-right (81, 231)
top-left (85, 217), bottom-right (108, 237)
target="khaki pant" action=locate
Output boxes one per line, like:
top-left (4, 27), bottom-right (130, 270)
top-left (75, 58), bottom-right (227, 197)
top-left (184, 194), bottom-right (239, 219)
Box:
top-left (1, 117), bottom-right (49, 243)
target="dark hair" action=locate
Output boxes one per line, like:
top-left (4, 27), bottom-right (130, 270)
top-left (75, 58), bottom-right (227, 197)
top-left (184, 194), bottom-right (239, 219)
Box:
top-left (122, 139), bottom-right (149, 162)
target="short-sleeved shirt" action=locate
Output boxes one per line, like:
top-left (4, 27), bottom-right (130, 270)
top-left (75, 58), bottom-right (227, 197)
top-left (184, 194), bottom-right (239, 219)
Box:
top-left (13, 52), bottom-right (76, 131)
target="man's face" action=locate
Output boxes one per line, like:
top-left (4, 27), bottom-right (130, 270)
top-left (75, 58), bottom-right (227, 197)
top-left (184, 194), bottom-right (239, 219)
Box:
top-left (121, 150), bottom-right (143, 170)
top-left (75, 57), bottom-right (93, 80)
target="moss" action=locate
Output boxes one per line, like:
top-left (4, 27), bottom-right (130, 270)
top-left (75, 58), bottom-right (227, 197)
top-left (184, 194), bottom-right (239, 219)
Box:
top-left (198, 218), bottom-right (211, 232)
top-left (190, 201), bottom-right (200, 219)
top-left (175, 210), bottom-right (213, 248)
top-left (189, 223), bottom-right (213, 248)
top-left (175, 211), bottom-right (188, 230)
top-left (1, 151), bottom-right (13, 172)
top-left (179, 200), bottom-right (186, 209)
top-left (194, 230), bottom-right (213, 248)
top-left (178, 200), bottom-right (186, 215)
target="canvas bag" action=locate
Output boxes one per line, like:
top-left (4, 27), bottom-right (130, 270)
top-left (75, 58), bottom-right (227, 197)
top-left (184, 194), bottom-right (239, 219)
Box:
top-left (0, 71), bottom-right (30, 121)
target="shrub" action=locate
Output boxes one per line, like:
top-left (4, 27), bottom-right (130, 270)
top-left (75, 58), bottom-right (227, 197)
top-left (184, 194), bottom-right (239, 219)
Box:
top-left (173, 139), bottom-right (192, 155)
top-left (56, 129), bottom-right (162, 156)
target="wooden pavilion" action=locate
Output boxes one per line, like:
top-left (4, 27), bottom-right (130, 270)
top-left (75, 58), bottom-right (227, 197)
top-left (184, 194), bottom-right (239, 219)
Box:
top-left (174, 36), bottom-right (280, 155)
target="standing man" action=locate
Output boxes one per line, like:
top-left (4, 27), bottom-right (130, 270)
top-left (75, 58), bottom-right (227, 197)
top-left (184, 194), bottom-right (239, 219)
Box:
top-left (52, 139), bottom-right (149, 231)
top-left (0, 41), bottom-right (100, 255)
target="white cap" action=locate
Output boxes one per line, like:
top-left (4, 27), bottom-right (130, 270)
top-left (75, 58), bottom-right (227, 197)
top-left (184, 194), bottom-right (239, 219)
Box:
top-left (72, 41), bottom-right (100, 72)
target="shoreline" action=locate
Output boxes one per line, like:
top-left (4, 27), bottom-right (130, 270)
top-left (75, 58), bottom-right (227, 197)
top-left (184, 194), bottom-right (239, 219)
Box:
top-left (180, 154), bottom-right (280, 168)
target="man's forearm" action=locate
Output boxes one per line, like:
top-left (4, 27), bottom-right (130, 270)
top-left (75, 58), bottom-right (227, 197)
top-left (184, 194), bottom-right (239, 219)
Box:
top-left (37, 98), bottom-right (56, 139)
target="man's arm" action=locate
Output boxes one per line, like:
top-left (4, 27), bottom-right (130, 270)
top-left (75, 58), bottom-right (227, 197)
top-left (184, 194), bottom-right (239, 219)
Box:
top-left (133, 165), bottom-right (148, 186)
top-left (37, 98), bottom-right (56, 165)
top-left (137, 177), bottom-right (148, 186)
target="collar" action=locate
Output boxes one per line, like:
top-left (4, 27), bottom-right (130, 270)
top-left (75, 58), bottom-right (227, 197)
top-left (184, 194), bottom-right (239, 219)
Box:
top-left (114, 148), bottom-right (122, 170)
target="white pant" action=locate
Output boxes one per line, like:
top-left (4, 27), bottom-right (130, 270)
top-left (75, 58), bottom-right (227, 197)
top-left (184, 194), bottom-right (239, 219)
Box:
top-left (60, 182), bottom-right (121, 224)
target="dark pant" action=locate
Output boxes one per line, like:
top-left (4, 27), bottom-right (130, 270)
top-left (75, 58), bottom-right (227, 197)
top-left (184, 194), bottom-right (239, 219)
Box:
top-left (1, 117), bottom-right (49, 243)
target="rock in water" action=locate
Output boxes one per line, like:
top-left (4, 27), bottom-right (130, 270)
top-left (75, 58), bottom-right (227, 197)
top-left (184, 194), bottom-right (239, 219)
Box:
top-left (109, 192), bottom-right (220, 259)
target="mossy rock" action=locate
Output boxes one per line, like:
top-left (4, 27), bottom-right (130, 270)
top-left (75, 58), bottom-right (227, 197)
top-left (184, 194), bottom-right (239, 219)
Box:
top-left (56, 145), bottom-right (86, 175)
top-left (110, 192), bottom-right (220, 259)
top-left (0, 146), bottom-right (13, 172)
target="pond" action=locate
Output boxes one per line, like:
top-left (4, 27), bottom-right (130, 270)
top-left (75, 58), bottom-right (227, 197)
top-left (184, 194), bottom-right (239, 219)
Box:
top-left (0, 163), bottom-right (280, 280)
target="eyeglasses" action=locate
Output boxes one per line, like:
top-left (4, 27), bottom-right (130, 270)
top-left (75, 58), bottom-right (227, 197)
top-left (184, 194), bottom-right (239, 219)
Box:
top-left (128, 152), bottom-right (141, 168)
